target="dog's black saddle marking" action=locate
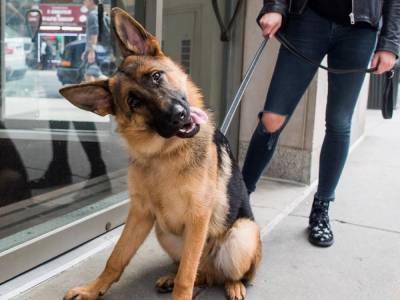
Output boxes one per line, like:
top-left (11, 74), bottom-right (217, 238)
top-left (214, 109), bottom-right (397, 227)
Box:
top-left (213, 130), bottom-right (254, 227)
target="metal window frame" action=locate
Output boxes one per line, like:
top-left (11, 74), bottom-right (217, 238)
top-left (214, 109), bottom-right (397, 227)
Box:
top-left (0, 196), bottom-right (129, 284)
top-left (1, 0), bottom-right (5, 120)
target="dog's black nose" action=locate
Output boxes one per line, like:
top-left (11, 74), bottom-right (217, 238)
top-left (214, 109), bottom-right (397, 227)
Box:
top-left (171, 104), bottom-right (187, 125)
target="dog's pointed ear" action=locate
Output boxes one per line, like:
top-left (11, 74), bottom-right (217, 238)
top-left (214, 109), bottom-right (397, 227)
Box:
top-left (111, 7), bottom-right (162, 57)
top-left (60, 80), bottom-right (113, 116)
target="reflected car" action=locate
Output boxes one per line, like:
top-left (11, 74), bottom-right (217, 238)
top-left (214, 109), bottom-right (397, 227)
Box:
top-left (5, 26), bottom-right (31, 81)
top-left (57, 39), bottom-right (115, 85)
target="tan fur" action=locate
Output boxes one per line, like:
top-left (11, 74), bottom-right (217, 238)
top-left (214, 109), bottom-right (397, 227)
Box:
top-left (62, 8), bottom-right (261, 300)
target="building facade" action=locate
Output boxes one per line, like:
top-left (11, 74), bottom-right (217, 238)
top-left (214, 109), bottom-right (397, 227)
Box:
top-left (0, 0), bottom-right (374, 284)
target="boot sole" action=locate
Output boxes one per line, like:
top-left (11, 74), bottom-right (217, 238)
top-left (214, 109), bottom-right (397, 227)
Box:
top-left (308, 235), bottom-right (334, 248)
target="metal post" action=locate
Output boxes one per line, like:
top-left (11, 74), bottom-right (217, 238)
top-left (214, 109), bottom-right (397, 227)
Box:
top-left (0, 0), bottom-right (5, 120)
top-left (145, 0), bottom-right (163, 40)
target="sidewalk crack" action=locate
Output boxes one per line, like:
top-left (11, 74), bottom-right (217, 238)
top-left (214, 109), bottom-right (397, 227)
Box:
top-left (289, 213), bottom-right (400, 235)
top-left (334, 219), bottom-right (400, 235)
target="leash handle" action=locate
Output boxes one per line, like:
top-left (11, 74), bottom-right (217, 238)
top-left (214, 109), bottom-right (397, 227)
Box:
top-left (220, 39), bottom-right (268, 135)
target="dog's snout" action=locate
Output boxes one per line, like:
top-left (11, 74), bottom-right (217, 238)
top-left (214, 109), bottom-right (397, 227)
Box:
top-left (171, 104), bottom-right (187, 125)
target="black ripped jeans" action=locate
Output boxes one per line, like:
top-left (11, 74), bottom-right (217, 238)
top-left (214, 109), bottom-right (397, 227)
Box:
top-left (242, 8), bottom-right (377, 201)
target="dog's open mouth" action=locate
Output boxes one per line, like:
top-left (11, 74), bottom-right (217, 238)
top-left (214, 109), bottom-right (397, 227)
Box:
top-left (176, 107), bottom-right (208, 138)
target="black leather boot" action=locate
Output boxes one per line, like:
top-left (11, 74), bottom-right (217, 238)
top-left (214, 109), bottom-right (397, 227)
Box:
top-left (308, 198), bottom-right (334, 247)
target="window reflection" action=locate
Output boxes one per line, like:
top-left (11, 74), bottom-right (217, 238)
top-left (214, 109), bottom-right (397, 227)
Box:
top-left (0, 0), bottom-right (130, 253)
top-left (0, 121), bottom-right (31, 207)
top-left (29, 0), bottom-right (114, 190)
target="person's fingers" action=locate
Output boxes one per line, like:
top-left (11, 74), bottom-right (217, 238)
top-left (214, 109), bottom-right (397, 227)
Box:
top-left (376, 59), bottom-right (393, 74)
top-left (262, 23), bottom-right (281, 38)
top-left (371, 54), bottom-right (379, 70)
top-left (269, 25), bottom-right (280, 38)
top-left (374, 64), bottom-right (384, 75)
top-left (376, 62), bottom-right (389, 75)
top-left (260, 13), bottom-right (282, 39)
top-left (262, 27), bottom-right (271, 38)
top-left (372, 54), bottom-right (385, 74)
top-left (383, 57), bottom-right (396, 71)
top-left (373, 52), bottom-right (397, 74)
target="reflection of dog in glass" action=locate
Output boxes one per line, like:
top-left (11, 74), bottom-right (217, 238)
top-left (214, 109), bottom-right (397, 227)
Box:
top-left (61, 8), bottom-right (261, 300)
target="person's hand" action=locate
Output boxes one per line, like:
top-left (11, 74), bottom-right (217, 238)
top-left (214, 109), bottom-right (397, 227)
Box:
top-left (259, 12), bottom-right (283, 39)
top-left (87, 49), bottom-right (96, 64)
top-left (371, 51), bottom-right (397, 75)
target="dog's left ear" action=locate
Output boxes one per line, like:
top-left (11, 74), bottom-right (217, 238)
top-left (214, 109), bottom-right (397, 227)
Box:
top-left (60, 80), bottom-right (113, 116)
top-left (111, 7), bottom-right (162, 57)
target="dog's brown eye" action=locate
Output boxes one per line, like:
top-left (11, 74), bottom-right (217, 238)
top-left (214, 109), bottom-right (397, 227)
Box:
top-left (151, 71), bottom-right (162, 83)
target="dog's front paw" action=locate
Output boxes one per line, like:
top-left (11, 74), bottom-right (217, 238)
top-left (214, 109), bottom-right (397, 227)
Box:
top-left (172, 286), bottom-right (193, 300)
top-left (63, 284), bottom-right (101, 300)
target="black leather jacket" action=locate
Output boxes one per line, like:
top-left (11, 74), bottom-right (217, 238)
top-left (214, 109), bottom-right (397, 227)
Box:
top-left (257, 0), bottom-right (400, 56)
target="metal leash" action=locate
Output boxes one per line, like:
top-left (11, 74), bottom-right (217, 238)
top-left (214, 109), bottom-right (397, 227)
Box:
top-left (220, 38), bottom-right (268, 135)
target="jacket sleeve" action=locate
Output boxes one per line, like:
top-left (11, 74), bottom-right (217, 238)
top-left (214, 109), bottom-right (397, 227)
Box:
top-left (376, 0), bottom-right (400, 57)
top-left (256, 0), bottom-right (288, 26)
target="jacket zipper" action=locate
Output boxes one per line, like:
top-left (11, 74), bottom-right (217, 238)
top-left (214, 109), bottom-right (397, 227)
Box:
top-left (349, 0), bottom-right (355, 24)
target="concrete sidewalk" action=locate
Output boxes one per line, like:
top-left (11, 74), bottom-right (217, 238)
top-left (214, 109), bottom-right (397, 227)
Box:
top-left (12, 111), bottom-right (400, 300)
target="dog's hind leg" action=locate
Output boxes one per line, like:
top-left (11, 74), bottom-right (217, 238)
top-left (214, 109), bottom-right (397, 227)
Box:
top-left (214, 218), bottom-right (262, 300)
top-left (156, 273), bottom-right (176, 293)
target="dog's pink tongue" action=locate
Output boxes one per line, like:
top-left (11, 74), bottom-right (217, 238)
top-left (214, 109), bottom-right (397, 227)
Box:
top-left (190, 107), bottom-right (208, 125)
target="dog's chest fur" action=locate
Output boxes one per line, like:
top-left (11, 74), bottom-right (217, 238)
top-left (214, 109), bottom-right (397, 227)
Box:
top-left (128, 139), bottom-right (218, 236)
top-left (127, 132), bottom-right (235, 237)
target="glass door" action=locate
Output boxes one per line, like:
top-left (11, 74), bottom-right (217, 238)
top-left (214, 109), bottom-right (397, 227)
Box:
top-left (0, 0), bottom-right (143, 284)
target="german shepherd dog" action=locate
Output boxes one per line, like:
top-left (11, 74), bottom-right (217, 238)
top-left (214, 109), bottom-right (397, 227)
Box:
top-left (61, 8), bottom-right (261, 300)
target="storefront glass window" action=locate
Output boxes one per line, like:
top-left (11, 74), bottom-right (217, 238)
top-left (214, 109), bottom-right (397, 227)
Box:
top-left (0, 0), bottom-right (139, 276)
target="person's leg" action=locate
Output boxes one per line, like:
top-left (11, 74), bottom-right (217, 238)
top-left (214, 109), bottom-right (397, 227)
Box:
top-left (242, 9), bottom-right (330, 194)
top-left (73, 122), bottom-right (107, 179)
top-left (309, 25), bottom-right (378, 247)
top-left (29, 121), bottom-right (72, 189)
